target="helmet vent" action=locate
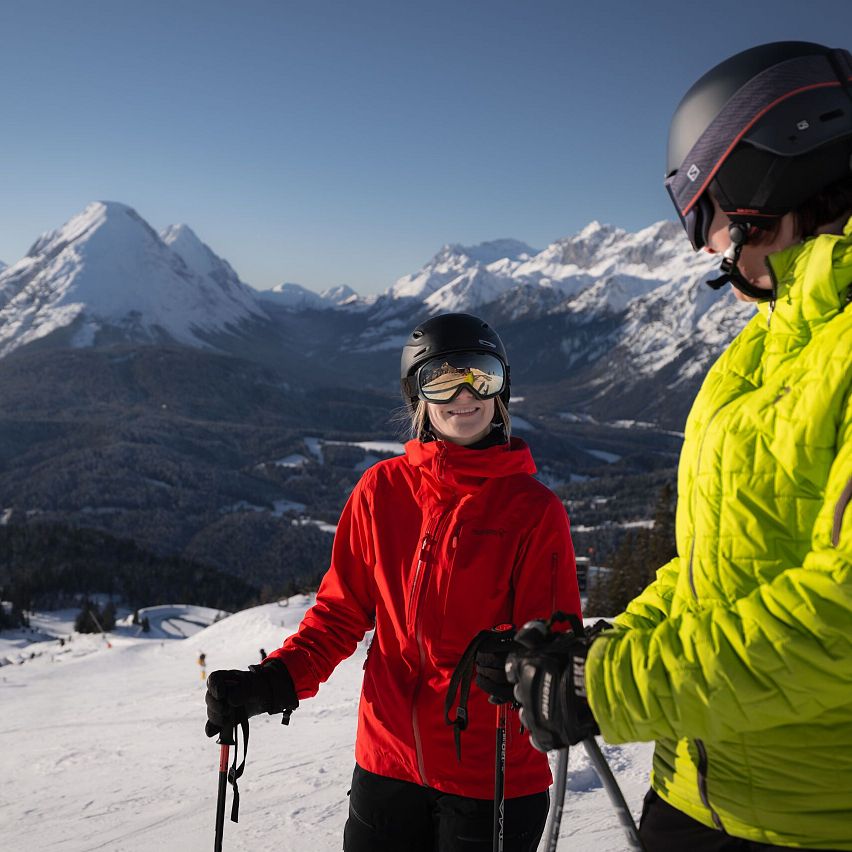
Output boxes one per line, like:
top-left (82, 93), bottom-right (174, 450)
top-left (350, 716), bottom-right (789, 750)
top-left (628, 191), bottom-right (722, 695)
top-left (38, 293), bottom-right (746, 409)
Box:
top-left (819, 108), bottom-right (845, 123)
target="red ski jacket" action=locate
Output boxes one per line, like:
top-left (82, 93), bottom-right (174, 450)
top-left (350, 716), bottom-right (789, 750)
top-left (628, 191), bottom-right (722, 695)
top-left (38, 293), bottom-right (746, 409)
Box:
top-left (269, 436), bottom-right (581, 799)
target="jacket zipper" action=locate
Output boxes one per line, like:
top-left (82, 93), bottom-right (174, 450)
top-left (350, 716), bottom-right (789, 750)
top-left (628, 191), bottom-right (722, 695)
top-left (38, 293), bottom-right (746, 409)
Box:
top-left (833, 475), bottom-right (852, 547)
top-left (687, 405), bottom-right (725, 599)
top-left (410, 504), bottom-right (455, 785)
top-left (407, 532), bottom-right (432, 627)
top-left (695, 739), bottom-right (725, 831)
top-left (687, 405), bottom-right (730, 823)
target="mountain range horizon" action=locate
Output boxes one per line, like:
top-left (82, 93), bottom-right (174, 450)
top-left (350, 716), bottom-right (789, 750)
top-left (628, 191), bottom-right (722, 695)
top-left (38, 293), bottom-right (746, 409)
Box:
top-left (0, 198), bottom-right (701, 299)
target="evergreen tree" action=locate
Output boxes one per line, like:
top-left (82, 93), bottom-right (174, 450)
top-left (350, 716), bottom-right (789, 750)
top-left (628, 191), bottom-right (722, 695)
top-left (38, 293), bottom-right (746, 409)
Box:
top-left (586, 483), bottom-right (677, 617)
top-left (101, 600), bottom-right (116, 631)
top-left (75, 599), bottom-right (105, 634)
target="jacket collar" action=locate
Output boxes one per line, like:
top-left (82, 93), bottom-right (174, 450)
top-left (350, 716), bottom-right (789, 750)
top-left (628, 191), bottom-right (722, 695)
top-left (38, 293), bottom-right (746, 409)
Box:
top-left (404, 437), bottom-right (536, 493)
top-left (759, 214), bottom-right (852, 334)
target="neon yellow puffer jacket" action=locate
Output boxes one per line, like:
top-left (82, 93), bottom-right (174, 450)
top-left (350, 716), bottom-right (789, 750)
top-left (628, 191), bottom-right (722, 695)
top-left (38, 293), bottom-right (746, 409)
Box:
top-left (586, 219), bottom-right (852, 849)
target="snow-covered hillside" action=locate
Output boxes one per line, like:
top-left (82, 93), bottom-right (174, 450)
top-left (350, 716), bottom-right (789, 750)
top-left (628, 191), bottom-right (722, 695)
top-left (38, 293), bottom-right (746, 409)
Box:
top-left (0, 202), bottom-right (266, 357)
top-left (389, 239), bottom-right (538, 302)
top-left (259, 281), bottom-right (364, 310)
top-left (1, 600), bottom-right (653, 851)
top-left (380, 221), bottom-right (722, 317)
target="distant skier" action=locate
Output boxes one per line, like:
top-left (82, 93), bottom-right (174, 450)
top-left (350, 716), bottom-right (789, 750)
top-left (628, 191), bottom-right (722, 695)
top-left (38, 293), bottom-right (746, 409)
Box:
top-left (205, 313), bottom-right (582, 851)
top-left (489, 42), bottom-right (852, 851)
top-left (258, 648), bottom-right (267, 661)
top-left (198, 652), bottom-right (206, 682)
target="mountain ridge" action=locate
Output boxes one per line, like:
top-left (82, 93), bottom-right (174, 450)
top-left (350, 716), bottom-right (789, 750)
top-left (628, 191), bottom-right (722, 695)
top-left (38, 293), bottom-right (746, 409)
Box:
top-left (0, 201), bottom-right (755, 428)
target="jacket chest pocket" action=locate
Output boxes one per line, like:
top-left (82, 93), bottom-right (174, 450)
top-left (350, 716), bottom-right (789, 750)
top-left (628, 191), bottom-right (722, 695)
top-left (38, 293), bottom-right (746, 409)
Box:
top-left (437, 523), bottom-right (515, 655)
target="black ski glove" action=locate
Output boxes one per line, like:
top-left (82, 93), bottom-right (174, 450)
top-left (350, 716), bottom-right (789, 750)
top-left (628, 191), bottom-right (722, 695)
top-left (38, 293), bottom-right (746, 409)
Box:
top-left (506, 617), bottom-right (611, 751)
top-left (205, 657), bottom-right (299, 738)
top-left (474, 628), bottom-right (523, 705)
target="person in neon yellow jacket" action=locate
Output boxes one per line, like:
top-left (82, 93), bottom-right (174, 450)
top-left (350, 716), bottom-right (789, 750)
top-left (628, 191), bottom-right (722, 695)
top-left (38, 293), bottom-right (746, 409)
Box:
top-left (497, 42), bottom-right (852, 852)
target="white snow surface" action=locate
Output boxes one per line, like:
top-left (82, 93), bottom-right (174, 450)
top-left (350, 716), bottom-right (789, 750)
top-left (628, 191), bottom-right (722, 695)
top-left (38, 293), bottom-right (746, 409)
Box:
top-left (0, 202), bottom-right (266, 357)
top-left (261, 281), bottom-right (332, 310)
top-left (389, 239), bottom-right (538, 301)
top-left (1, 600), bottom-right (654, 851)
top-left (260, 282), bottom-right (360, 311)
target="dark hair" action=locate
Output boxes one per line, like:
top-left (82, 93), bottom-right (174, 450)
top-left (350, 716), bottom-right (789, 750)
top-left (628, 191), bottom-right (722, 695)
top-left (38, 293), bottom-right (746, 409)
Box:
top-left (794, 176), bottom-right (852, 238)
top-left (713, 176), bottom-right (852, 245)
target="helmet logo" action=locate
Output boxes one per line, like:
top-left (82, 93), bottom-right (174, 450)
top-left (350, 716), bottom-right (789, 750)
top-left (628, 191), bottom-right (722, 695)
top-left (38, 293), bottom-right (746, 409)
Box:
top-left (686, 164), bottom-right (701, 182)
top-left (796, 120), bottom-right (810, 131)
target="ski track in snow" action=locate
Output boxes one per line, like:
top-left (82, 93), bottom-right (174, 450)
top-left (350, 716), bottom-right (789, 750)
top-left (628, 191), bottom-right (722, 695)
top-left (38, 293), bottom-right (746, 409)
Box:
top-left (0, 602), bottom-right (653, 851)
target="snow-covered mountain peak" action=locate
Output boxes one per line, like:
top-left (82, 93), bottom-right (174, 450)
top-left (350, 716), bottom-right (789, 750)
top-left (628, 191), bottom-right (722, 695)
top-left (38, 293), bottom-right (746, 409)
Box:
top-left (26, 201), bottom-right (161, 262)
top-left (160, 223), bottom-right (217, 274)
top-left (576, 220), bottom-right (609, 239)
top-left (321, 284), bottom-right (358, 305)
top-left (0, 202), bottom-right (266, 357)
top-left (389, 238), bottom-right (539, 303)
top-left (262, 281), bottom-right (329, 310)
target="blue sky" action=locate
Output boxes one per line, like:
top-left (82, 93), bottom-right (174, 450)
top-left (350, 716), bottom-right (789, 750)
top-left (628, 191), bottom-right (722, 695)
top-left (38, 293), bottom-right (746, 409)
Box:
top-left (1, 0), bottom-right (850, 294)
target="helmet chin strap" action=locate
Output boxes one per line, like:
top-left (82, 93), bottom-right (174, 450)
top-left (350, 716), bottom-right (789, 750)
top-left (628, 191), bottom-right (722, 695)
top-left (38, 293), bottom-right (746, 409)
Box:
top-left (705, 222), bottom-right (774, 301)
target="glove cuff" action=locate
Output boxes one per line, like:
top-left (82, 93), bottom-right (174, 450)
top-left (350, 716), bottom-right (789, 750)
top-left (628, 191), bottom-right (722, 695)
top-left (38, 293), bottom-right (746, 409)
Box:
top-left (251, 658), bottom-right (299, 714)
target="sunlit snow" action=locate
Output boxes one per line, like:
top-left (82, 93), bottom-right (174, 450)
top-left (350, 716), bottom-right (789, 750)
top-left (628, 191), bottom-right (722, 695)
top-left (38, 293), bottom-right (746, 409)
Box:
top-left (1, 600), bottom-right (653, 851)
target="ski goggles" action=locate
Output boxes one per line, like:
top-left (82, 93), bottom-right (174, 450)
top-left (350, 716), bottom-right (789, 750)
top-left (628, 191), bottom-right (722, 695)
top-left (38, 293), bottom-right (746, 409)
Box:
top-left (406, 352), bottom-right (506, 403)
top-left (666, 179), bottom-right (714, 252)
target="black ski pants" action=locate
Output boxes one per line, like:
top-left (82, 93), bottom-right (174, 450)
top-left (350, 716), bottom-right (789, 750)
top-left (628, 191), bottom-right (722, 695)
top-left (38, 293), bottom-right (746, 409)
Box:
top-left (639, 789), bottom-right (847, 852)
top-left (342, 764), bottom-right (548, 852)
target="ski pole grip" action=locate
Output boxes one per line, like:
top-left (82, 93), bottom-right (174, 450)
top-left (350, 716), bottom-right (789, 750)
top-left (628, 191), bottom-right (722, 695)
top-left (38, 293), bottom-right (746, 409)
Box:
top-left (217, 724), bottom-right (235, 747)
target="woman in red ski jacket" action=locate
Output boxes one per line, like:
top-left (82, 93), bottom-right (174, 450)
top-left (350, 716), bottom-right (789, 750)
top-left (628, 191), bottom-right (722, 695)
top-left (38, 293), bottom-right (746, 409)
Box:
top-left (205, 312), bottom-right (582, 851)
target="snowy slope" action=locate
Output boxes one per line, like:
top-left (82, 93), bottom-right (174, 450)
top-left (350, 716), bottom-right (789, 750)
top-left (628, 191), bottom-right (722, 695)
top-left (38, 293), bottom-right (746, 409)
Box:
top-left (260, 282), bottom-right (363, 311)
top-left (0, 202), bottom-right (266, 357)
top-left (160, 224), bottom-right (263, 315)
top-left (261, 281), bottom-right (331, 309)
top-left (389, 238), bottom-right (538, 302)
top-left (387, 219), bottom-right (726, 318)
top-left (1, 601), bottom-right (654, 852)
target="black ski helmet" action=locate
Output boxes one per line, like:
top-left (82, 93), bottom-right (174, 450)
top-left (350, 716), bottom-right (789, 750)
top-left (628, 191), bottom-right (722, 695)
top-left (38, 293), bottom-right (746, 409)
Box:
top-left (400, 312), bottom-right (511, 411)
top-left (666, 41), bottom-right (852, 251)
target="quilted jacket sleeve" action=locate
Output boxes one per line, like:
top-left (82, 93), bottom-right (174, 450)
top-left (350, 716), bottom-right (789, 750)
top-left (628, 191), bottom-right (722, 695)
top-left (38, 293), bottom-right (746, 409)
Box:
top-left (612, 556), bottom-right (682, 630)
top-left (511, 493), bottom-right (582, 625)
top-left (267, 475), bottom-right (378, 699)
top-left (587, 395), bottom-right (852, 744)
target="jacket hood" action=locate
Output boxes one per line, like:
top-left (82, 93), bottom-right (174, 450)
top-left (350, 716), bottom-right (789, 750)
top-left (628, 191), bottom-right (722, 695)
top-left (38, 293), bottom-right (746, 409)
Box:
top-left (404, 437), bottom-right (536, 494)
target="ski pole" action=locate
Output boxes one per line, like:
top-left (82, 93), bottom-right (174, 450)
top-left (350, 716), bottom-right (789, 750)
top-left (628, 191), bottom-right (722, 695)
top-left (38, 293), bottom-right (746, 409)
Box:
top-left (214, 725), bottom-right (235, 852)
top-left (543, 747), bottom-right (570, 852)
top-left (582, 737), bottom-right (646, 852)
top-left (493, 702), bottom-right (508, 852)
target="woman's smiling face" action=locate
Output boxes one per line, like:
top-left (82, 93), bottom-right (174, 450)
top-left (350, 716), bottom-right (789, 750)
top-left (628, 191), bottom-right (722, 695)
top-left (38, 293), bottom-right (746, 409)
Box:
top-left (426, 386), bottom-right (495, 446)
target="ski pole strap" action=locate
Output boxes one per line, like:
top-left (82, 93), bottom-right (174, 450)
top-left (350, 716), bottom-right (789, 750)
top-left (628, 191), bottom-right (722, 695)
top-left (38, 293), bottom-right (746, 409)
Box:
top-left (445, 627), bottom-right (511, 761)
top-left (227, 715), bottom-right (250, 823)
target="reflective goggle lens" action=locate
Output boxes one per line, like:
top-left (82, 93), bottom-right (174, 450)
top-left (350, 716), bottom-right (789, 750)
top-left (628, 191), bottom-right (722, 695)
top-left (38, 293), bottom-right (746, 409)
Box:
top-left (417, 352), bottom-right (505, 402)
